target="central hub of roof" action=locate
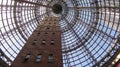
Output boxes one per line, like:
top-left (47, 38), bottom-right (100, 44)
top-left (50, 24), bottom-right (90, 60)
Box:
top-left (52, 4), bottom-right (62, 14)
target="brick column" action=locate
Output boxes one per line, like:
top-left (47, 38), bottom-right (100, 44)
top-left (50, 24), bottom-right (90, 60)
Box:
top-left (11, 17), bottom-right (63, 67)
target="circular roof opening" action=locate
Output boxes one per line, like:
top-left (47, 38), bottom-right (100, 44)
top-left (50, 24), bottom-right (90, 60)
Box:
top-left (52, 4), bottom-right (62, 14)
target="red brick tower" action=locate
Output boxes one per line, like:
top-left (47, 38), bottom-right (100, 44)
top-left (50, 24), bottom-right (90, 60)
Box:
top-left (10, 17), bottom-right (63, 67)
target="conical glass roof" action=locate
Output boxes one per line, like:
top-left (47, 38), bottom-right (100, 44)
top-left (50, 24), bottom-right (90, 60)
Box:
top-left (0, 0), bottom-right (120, 67)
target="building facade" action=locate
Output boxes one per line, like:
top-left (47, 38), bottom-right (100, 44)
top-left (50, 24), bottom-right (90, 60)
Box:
top-left (10, 17), bottom-right (63, 67)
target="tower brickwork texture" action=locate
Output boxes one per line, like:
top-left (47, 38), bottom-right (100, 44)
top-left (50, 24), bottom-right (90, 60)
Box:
top-left (10, 17), bottom-right (63, 67)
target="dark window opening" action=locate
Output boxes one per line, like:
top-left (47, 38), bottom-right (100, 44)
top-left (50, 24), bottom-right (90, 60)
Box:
top-left (24, 53), bottom-right (31, 62)
top-left (42, 40), bottom-right (46, 45)
top-left (38, 32), bottom-right (40, 35)
top-left (52, 32), bottom-right (55, 35)
top-left (33, 40), bottom-right (37, 45)
top-left (51, 40), bottom-right (55, 45)
top-left (36, 54), bottom-right (42, 63)
top-left (48, 54), bottom-right (53, 63)
top-left (47, 27), bottom-right (50, 29)
top-left (45, 32), bottom-right (48, 34)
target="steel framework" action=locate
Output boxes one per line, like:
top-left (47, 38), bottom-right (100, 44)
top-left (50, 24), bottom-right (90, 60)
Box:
top-left (0, 0), bottom-right (120, 67)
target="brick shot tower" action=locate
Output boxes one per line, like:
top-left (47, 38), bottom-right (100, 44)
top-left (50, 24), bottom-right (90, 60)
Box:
top-left (10, 17), bottom-right (63, 67)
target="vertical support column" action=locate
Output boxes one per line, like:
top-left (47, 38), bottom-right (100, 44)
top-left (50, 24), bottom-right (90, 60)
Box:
top-left (10, 17), bottom-right (63, 67)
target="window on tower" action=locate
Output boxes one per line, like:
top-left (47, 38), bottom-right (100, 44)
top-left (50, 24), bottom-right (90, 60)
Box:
top-left (52, 32), bottom-right (55, 35)
top-left (38, 32), bottom-right (40, 35)
top-left (33, 40), bottom-right (37, 45)
top-left (42, 40), bottom-right (46, 45)
top-left (51, 40), bottom-right (55, 45)
top-left (45, 32), bottom-right (48, 34)
top-left (24, 53), bottom-right (31, 62)
top-left (48, 54), bottom-right (53, 63)
top-left (47, 27), bottom-right (50, 29)
top-left (36, 54), bottom-right (42, 63)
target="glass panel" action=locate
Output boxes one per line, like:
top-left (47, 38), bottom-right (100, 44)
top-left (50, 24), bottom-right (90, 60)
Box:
top-left (48, 54), bottom-right (53, 63)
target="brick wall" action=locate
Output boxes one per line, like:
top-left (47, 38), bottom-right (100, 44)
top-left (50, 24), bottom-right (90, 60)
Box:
top-left (10, 17), bottom-right (63, 67)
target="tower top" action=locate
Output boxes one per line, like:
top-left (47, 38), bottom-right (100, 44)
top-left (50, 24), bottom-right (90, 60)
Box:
top-left (44, 17), bottom-right (59, 21)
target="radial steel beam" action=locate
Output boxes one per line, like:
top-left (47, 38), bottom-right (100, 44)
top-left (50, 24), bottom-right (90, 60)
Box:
top-left (0, 49), bottom-right (12, 62)
top-left (68, 6), bottom-right (120, 9)
top-left (100, 11), bottom-right (120, 32)
top-left (15, 0), bottom-right (52, 8)
top-left (93, 39), bottom-right (120, 66)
